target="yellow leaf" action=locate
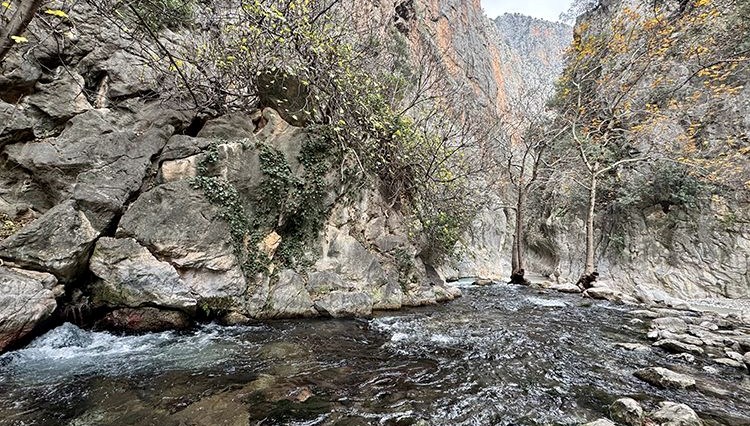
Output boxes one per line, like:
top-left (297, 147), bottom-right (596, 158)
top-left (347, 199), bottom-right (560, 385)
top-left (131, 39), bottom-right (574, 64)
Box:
top-left (1, 2), bottom-right (11, 9)
top-left (10, 36), bottom-right (28, 43)
top-left (44, 8), bottom-right (68, 18)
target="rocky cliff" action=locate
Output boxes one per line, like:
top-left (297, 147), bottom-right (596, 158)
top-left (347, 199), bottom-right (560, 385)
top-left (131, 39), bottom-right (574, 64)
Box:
top-left (525, 0), bottom-right (750, 300)
top-left (0, 0), bottom-right (470, 352)
top-left (441, 13), bottom-right (572, 281)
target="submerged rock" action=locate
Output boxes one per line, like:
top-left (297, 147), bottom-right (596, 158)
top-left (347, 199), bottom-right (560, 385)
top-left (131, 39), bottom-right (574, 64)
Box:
top-left (96, 307), bottom-right (191, 332)
top-left (610, 398), bottom-right (644, 426)
top-left (634, 367), bottom-right (696, 389)
top-left (0, 267), bottom-right (63, 352)
top-left (649, 402), bottom-right (703, 426)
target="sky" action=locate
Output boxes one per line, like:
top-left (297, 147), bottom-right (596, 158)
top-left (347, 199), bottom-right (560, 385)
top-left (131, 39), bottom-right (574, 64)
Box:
top-left (480, 0), bottom-right (572, 22)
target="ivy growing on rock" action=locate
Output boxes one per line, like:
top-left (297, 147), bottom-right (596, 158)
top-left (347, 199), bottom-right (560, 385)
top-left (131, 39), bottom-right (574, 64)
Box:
top-left (90, 0), bottom-right (497, 266)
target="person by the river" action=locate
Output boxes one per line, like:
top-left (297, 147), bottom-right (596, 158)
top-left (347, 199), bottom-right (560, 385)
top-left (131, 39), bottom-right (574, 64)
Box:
top-left (576, 271), bottom-right (599, 292)
top-left (508, 268), bottom-right (531, 285)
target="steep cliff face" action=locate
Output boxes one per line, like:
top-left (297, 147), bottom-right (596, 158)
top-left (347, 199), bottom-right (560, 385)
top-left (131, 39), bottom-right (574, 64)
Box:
top-left (441, 13), bottom-right (572, 281)
top-left (526, 0), bottom-right (750, 299)
top-left (0, 0), bottom-right (471, 351)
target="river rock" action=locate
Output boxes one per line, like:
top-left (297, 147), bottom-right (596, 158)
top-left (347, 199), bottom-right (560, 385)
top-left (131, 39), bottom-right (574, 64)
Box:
top-left (96, 307), bottom-right (191, 332)
top-left (649, 402), bottom-right (703, 426)
top-left (651, 317), bottom-right (689, 334)
top-left (551, 283), bottom-right (581, 293)
top-left (744, 352), bottom-right (750, 368)
top-left (0, 267), bottom-right (63, 352)
top-left (616, 342), bottom-right (651, 352)
top-left (610, 398), bottom-right (644, 426)
top-left (582, 420), bottom-right (616, 426)
top-left (725, 350), bottom-right (744, 362)
top-left (667, 353), bottom-right (696, 363)
top-left (653, 339), bottom-right (705, 356)
top-left (713, 358), bottom-right (746, 369)
top-left (0, 200), bottom-right (105, 282)
top-left (630, 310), bottom-right (662, 319)
top-left (584, 287), bottom-right (636, 304)
top-left (634, 367), bottom-right (696, 389)
top-left (89, 237), bottom-right (197, 312)
top-left (698, 321), bottom-right (719, 331)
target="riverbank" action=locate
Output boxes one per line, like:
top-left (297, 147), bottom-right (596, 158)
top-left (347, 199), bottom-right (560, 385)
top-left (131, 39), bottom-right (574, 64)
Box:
top-left (1, 283), bottom-right (748, 425)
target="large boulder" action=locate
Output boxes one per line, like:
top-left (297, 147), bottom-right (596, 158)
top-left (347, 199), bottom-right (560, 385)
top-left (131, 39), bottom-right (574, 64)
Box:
top-left (648, 402), bottom-right (703, 426)
top-left (0, 267), bottom-right (63, 352)
top-left (261, 270), bottom-right (315, 318)
top-left (3, 108), bottom-right (174, 215)
top-left (610, 398), bottom-right (644, 426)
top-left (89, 237), bottom-right (197, 312)
top-left (634, 367), bottom-right (696, 389)
top-left (24, 69), bottom-right (92, 122)
top-left (116, 180), bottom-right (248, 304)
top-left (0, 200), bottom-right (104, 281)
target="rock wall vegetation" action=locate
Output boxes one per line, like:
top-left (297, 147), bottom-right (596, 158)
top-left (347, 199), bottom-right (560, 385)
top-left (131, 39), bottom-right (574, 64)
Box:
top-left (0, 0), bottom-right (475, 351)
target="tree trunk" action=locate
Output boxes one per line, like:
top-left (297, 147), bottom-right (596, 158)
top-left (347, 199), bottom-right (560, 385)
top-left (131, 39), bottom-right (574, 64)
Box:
top-left (0, 0), bottom-right (43, 63)
top-left (515, 187), bottom-right (526, 271)
top-left (584, 171), bottom-right (597, 275)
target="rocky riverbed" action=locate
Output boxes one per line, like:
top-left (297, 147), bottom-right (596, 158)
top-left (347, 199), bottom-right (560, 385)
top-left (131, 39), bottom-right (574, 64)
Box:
top-left (1, 282), bottom-right (748, 425)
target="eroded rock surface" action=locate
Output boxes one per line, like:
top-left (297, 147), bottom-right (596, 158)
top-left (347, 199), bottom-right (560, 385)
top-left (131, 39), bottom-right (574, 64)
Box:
top-left (0, 267), bottom-right (63, 352)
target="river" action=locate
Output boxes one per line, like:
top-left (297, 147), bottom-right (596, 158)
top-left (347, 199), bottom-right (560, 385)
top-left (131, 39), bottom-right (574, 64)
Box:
top-left (1, 283), bottom-right (749, 425)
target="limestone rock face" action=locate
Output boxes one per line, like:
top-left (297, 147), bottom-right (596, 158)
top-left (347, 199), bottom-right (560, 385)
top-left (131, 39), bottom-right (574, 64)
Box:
top-left (116, 180), bottom-right (248, 304)
top-left (89, 237), bottom-right (197, 312)
top-left (3, 108), bottom-right (175, 216)
top-left (262, 270), bottom-right (315, 318)
top-left (0, 201), bottom-right (103, 282)
top-left (0, 267), bottom-right (63, 352)
top-left (314, 291), bottom-right (374, 318)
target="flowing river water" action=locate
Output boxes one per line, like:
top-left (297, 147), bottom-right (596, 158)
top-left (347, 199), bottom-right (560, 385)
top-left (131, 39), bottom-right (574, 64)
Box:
top-left (1, 283), bottom-right (749, 425)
